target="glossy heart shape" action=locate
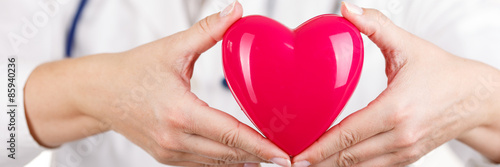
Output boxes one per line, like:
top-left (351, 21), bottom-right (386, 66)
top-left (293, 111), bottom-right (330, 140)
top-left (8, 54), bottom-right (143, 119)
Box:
top-left (222, 14), bottom-right (363, 156)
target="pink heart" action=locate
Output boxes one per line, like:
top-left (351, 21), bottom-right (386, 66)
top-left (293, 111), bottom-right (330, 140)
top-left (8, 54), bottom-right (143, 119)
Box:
top-left (222, 14), bottom-right (363, 156)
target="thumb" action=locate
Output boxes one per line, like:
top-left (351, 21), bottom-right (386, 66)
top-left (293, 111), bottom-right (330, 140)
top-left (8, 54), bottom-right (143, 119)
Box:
top-left (178, 1), bottom-right (243, 55)
top-left (341, 2), bottom-right (411, 54)
top-left (341, 2), bottom-right (420, 80)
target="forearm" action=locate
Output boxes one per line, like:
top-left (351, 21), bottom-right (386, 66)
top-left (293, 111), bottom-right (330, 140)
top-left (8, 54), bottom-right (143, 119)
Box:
top-left (458, 126), bottom-right (500, 163)
top-left (24, 54), bottom-right (114, 148)
top-left (457, 66), bottom-right (500, 163)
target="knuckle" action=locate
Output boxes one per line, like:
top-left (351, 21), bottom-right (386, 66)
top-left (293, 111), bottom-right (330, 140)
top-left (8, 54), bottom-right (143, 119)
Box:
top-left (315, 147), bottom-right (332, 163)
top-left (192, 16), bottom-right (217, 47)
top-left (373, 9), bottom-right (391, 28)
top-left (395, 131), bottom-right (418, 149)
top-left (159, 140), bottom-right (181, 152)
top-left (400, 148), bottom-right (423, 161)
top-left (166, 108), bottom-right (193, 131)
top-left (203, 163), bottom-right (218, 167)
top-left (364, 9), bottom-right (395, 39)
top-left (389, 109), bottom-right (407, 126)
top-left (197, 17), bottom-right (212, 36)
top-left (169, 117), bottom-right (188, 129)
top-left (219, 148), bottom-right (242, 163)
top-left (212, 159), bottom-right (229, 166)
top-left (353, 162), bottom-right (384, 167)
top-left (220, 123), bottom-right (242, 147)
top-left (153, 150), bottom-right (178, 164)
top-left (337, 128), bottom-right (361, 149)
top-left (155, 135), bottom-right (183, 152)
top-left (251, 139), bottom-right (266, 158)
top-left (387, 103), bottom-right (412, 126)
top-left (313, 136), bottom-right (338, 161)
top-left (203, 163), bottom-right (240, 167)
top-left (335, 150), bottom-right (359, 167)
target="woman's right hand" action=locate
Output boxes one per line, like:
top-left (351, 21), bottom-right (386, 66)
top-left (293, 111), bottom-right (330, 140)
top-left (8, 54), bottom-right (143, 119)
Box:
top-left (24, 2), bottom-right (291, 166)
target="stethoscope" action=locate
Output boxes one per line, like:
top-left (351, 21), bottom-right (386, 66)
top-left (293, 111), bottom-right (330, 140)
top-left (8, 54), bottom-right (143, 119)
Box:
top-left (65, 0), bottom-right (341, 88)
top-left (65, 0), bottom-right (87, 57)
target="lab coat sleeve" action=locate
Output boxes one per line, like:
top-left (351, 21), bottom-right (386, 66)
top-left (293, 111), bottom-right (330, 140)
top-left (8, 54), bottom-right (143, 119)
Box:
top-left (0, 1), bottom-right (57, 165)
top-left (0, 59), bottom-right (46, 166)
top-left (406, 0), bottom-right (500, 166)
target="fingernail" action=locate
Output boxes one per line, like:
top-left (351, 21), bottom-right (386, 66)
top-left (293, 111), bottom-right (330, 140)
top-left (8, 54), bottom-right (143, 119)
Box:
top-left (220, 0), bottom-right (237, 17)
top-left (343, 1), bottom-right (364, 15)
top-left (244, 163), bottom-right (260, 167)
top-left (292, 161), bottom-right (311, 167)
top-left (270, 157), bottom-right (291, 167)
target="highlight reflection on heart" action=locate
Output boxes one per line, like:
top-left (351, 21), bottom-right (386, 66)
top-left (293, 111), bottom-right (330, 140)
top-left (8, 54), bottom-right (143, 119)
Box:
top-left (222, 14), bottom-right (364, 156)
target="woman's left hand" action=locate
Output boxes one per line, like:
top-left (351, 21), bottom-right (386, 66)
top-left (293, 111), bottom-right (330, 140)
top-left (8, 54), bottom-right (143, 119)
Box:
top-left (292, 2), bottom-right (500, 167)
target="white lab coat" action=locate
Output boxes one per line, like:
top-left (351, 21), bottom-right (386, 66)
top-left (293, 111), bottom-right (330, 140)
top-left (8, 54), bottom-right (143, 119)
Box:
top-left (1, 0), bottom-right (500, 167)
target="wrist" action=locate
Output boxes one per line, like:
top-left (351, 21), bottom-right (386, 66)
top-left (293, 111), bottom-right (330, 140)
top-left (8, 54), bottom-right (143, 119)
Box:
top-left (69, 54), bottom-right (122, 132)
top-left (455, 65), bottom-right (500, 162)
top-left (478, 68), bottom-right (500, 127)
top-left (25, 60), bottom-right (109, 147)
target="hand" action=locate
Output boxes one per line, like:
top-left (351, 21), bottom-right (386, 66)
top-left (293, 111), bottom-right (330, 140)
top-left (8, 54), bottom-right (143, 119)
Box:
top-left (25, 2), bottom-right (291, 166)
top-left (291, 2), bottom-right (500, 167)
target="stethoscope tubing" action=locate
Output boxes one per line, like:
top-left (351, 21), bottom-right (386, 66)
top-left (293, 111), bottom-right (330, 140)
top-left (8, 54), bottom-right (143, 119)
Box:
top-left (65, 0), bottom-right (88, 57)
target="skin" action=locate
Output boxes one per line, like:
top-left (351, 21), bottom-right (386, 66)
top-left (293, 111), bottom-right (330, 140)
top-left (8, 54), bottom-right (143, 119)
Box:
top-left (292, 3), bottom-right (500, 167)
top-left (24, 2), bottom-right (288, 167)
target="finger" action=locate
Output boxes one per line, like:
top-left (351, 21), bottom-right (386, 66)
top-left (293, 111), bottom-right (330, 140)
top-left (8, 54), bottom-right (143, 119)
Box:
top-left (341, 2), bottom-right (412, 56)
top-left (187, 105), bottom-right (291, 166)
top-left (158, 150), bottom-right (256, 166)
top-left (182, 133), bottom-right (264, 163)
top-left (166, 160), bottom-right (246, 167)
top-left (350, 153), bottom-right (402, 167)
top-left (309, 132), bottom-right (398, 167)
top-left (292, 104), bottom-right (394, 166)
top-left (169, 152), bottom-right (237, 165)
top-left (243, 163), bottom-right (262, 167)
top-left (351, 149), bottom-right (421, 167)
top-left (175, 1), bottom-right (243, 55)
top-left (177, 152), bottom-right (254, 166)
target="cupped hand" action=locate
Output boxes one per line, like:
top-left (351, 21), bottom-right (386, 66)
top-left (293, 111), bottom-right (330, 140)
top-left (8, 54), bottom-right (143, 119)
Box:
top-left (291, 2), bottom-right (500, 167)
top-left (90, 3), bottom-right (291, 167)
top-left (26, 2), bottom-right (290, 167)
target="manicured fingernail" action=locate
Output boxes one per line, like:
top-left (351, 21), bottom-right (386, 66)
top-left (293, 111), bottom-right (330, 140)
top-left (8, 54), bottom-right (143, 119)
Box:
top-left (270, 157), bottom-right (291, 167)
top-left (220, 0), bottom-right (237, 17)
top-left (292, 160), bottom-right (311, 167)
top-left (244, 163), bottom-right (260, 167)
top-left (343, 1), bottom-right (364, 15)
